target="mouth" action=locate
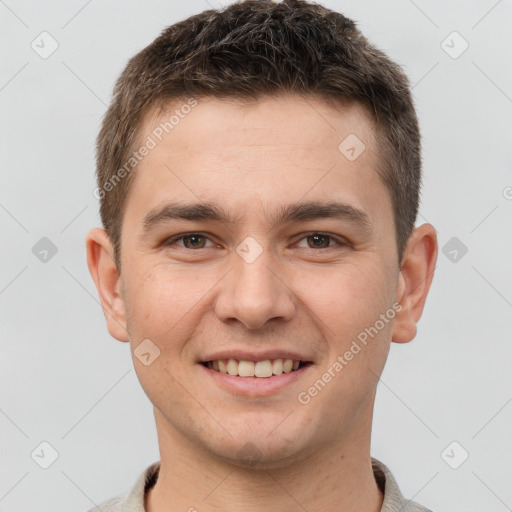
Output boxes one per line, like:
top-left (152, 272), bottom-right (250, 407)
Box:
top-left (201, 358), bottom-right (313, 378)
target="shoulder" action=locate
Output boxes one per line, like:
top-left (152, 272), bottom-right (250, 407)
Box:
top-left (85, 494), bottom-right (126, 512)
top-left (371, 457), bottom-right (434, 512)
top-left (84, 461), bottom-right (160, 512)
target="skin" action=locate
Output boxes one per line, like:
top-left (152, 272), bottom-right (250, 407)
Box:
top-left (86, 94), bottom-right (437, 512)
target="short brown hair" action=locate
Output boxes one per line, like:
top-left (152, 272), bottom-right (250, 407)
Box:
top-left (95, 0), bottom-right (421, 272)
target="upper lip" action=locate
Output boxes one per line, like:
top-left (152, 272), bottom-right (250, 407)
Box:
top-left (200, 350), bottom-right (313, 363)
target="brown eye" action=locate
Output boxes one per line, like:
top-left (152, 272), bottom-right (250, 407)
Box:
top-left (307, 233), bottom-right (331, 248)
top-left (182, 234), bottom-right (207, 249)
top-left (295, 232), bottom-right (345, 250)
top-left (164, 233), bottom-right (214, 249)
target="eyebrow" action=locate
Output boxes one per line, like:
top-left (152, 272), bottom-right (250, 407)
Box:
top-left (142, 200), bottom-right (373, 234)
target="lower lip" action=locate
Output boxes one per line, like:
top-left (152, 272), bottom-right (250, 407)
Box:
top-left (199, 363), bottom-right (311, 396)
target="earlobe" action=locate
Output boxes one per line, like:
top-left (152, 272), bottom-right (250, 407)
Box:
top-left (85, 228), bottom-right (129, 342)
top-left (391, 223), bottom-right (438, 344)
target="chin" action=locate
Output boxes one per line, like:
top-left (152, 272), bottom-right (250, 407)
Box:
top-left (204, 428), bottom-right (314, 471)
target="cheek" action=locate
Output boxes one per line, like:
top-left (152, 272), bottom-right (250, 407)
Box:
top-left (297, 259), bottom-right (395, 386)
top-left (297, 263), bottom-right (394, 409)
top-left (123, 262), bottom-right (219, 343)
top-left (295, 259), bottom-right (393, 334)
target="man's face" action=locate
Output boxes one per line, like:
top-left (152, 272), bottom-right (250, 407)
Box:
top-left (117, 95), bottom-right (401, 467)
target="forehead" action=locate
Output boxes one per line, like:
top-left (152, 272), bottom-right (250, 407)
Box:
top-left (123, 94), bottom-right (391, 234)
top-left (141, 94), bottom-right (377, 156)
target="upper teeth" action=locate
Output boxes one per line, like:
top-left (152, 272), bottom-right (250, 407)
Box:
top-left (206, 358), bottom-right (301, 377)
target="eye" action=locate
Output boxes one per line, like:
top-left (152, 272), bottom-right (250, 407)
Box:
top-left (295, 232), bottom-right (347, 250)
top-left (163, 233), bottom-right (215, 250)
top-left (162, 231), bottom-right (348, 251)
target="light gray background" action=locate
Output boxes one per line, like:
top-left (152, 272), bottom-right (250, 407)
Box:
top-left (1, 1), bottom-right (511, 511)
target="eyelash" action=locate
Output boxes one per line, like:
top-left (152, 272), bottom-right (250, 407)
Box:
top-left (162, 232), bottom-right (348, 251)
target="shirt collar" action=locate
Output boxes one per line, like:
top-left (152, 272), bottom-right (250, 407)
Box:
top-left (110, 457), bottom-right (431, 512)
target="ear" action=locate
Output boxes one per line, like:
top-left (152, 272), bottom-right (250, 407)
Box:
top-left (392, 223), bottom-right (438, 344)
top-left (85, 227), bottom-right (129, 342)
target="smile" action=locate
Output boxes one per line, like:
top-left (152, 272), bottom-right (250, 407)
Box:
top-left (202, 358), bottom-right (312, 378)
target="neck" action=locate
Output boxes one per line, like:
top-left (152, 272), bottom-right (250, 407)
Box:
top-left (145, 404), bottom-right (383, 512)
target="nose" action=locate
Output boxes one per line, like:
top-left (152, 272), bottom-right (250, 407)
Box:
top-left (214, 243), bottom-right (296, 330)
